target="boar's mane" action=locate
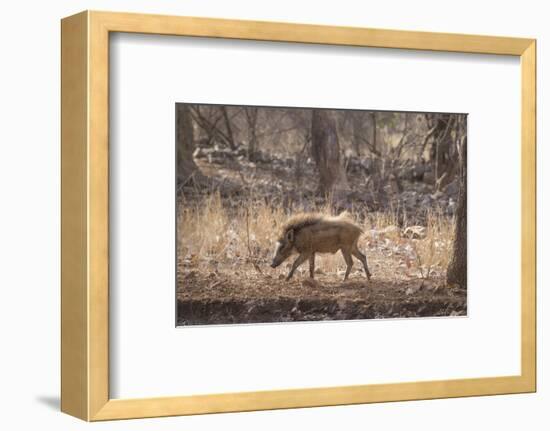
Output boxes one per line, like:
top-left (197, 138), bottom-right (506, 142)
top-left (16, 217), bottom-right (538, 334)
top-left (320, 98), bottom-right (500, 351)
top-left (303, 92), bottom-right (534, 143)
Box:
top-left (280, 213), bottom-right (323, 239)
top-left (279, 212), bottom-right (362, 240)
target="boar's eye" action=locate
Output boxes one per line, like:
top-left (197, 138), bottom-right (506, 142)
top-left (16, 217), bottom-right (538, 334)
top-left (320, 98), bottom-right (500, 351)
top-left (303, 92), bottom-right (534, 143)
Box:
top-left (286, 229), bottom-right (294, 243)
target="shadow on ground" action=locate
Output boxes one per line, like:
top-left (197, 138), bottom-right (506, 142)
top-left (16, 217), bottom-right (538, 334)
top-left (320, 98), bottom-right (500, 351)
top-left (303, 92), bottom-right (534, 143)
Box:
top-left (36, 395), bottom-right (59, 411)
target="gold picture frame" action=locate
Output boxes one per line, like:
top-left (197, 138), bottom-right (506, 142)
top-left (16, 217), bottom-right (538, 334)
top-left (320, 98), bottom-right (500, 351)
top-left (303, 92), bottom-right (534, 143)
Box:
top-left (61, 10), bottom-right (536, 421)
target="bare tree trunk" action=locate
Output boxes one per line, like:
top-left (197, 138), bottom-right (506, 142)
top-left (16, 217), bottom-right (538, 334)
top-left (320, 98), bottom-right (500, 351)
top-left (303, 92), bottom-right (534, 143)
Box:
top-left (311, 109), bottom-right (348, 197)
top-left (244, 107), bottom-right (259, 161)
top-left (351, 111), bottom-right (362, 157)
top-left (176, 104), bottom-right (202, 185)
top-left (447, 117), bottom-right (467, 288)
top-left (371, 111), bottom-right (378, 154)
top-left (427, 113), bottom-right (455, 190)
top-left (221, 106), bottom-right (237, 150)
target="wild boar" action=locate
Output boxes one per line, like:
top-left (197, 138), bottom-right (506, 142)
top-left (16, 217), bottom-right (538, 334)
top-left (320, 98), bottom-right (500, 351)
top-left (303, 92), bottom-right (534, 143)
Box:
top-left (270, 212), bottom-right (372, 281)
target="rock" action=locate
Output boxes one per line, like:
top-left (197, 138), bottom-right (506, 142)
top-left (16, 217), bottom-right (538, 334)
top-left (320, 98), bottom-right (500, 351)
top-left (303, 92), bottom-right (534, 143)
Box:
top-left (405, 283), bottom-right (423, 295)
top-left (421, 196), bottom-right (432, 207)
top-left (444, 179), bottom-right (459, 196)
top-left (302, 278), bottom-right (321, 289)
top-left (421, 280), bottom-right (442, 292)
top-left (402, 225), bottom-right (427, 239)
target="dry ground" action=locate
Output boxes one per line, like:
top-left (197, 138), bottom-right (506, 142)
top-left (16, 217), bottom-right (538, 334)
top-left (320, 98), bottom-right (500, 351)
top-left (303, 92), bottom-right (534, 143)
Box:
top-left (177, 269), bottom-right (466, 325)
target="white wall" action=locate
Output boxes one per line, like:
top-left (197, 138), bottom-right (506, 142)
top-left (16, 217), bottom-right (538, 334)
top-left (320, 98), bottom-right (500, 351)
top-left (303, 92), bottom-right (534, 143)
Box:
top-left (0, 0), bottom-right (546, 429)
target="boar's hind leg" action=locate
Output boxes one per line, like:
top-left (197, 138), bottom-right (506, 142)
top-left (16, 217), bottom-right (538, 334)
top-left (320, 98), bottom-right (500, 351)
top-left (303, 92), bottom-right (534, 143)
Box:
top-left (309, 254), bottom-right (315, 278)
top-left (341, 249), bottom-right (353, 281)
top-left (286, 253), bottom-right (310, 281)
top-left (352, 244), bottom-right (372, 280)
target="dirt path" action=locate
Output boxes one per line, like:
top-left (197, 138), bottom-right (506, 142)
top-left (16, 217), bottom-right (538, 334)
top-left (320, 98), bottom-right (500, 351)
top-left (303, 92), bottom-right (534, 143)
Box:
top-left (176, 268), bottom-right (466, 325)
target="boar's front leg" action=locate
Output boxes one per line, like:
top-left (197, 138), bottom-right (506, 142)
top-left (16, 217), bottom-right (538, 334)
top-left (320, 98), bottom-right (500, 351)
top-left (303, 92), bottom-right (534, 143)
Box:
top-left (286, 253), bottom-right (310, 281)
top-left (309, 253), bottom-right (315, 278)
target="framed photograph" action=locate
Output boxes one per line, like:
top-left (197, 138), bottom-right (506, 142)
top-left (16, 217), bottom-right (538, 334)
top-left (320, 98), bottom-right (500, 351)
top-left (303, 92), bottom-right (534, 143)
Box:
top-left (61, 11), bottom-right (536, 421)
top-left (176, 104), bottom-right (468, 326)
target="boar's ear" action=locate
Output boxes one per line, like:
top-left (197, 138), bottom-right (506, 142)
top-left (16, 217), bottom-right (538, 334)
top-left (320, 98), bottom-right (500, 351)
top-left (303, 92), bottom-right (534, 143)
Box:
top-left (286, 229), bottom-right (294, 243)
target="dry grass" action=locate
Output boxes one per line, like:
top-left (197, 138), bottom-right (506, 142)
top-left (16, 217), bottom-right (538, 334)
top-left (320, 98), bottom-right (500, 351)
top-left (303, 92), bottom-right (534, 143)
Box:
top-left (415, 208), bottom-right (454, 278)
top-left (177, 193), bottom-right (454, 281)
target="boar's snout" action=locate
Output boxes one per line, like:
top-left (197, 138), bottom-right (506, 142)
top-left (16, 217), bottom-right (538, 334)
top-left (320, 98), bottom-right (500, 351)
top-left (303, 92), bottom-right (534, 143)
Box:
top-left (270, 253), bottom-right (284, 268)
top-left (271, 236), bottom-right (293, 269)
